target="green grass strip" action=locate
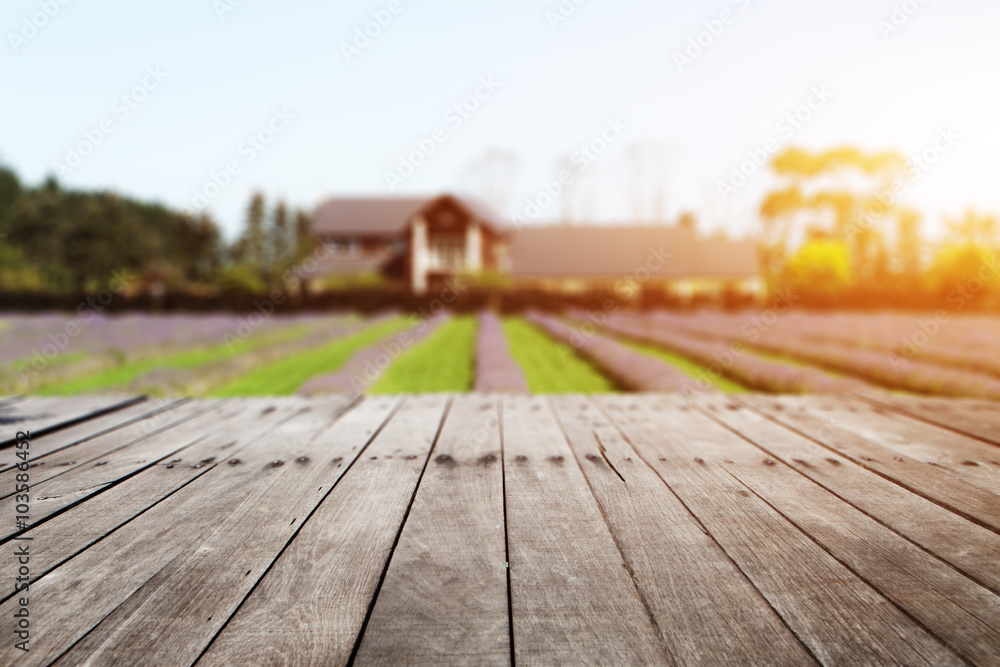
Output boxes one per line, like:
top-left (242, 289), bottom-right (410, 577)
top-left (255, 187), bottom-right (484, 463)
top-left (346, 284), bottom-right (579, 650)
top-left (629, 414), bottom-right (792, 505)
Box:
top-left (369, 316), bottom-right (477, 394)
top-left (38, 322), bottom-right (324, 395)
top-left (620, 339), bottom-right (751, 393)
top-left (212, 316), bottom-right (409, 396)
top-left (502, 317), bottom-right (617, 394)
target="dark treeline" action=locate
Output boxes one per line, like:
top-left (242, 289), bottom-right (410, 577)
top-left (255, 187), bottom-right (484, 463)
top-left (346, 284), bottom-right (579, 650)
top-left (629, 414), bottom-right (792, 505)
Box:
top-left (0, 166), bottom-right (312, 296)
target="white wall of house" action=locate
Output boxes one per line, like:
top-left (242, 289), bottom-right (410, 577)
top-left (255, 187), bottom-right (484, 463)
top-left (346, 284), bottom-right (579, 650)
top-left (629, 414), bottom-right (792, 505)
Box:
top-left (411, 217), bottom-right (429, 294)
top-left (465, 222), bottom-right (482, 272)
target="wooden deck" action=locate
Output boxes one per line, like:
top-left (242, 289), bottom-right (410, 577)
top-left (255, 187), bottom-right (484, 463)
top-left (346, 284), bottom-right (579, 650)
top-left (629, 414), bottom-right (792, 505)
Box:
top-left (1, 393), bottom-right (999, 665)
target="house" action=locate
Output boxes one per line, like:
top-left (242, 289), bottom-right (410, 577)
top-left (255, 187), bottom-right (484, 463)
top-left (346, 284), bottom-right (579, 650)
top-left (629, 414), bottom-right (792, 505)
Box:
top-left (308, 193), bottom-right (759, 296)
top-left (309, 194), bottom-right (509, 293)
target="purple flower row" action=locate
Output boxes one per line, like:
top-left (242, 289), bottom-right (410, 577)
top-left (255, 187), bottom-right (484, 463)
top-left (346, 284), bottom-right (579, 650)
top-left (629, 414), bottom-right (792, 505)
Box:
top-left (297, 315), bottom-right (447, 395)
top-left (525, 312), bottom-right (696, 393)
top-left (599, 313), bottom-right (868, 394)
top-left (645, 311), bottom-right (1000, 399)
top-left (474, 313), bottom-right (528, 393)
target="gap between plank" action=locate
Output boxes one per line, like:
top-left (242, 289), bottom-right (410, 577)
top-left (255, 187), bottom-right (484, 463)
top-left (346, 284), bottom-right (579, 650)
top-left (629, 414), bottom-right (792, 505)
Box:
top-left (720, 466), bottom-right (965, 664)
top-left (0, 402), bottom-right (312, 607)
top-left (591, 397), bottom-right (823, 666)
top-left (498, 398), bottom-right (516, 667)
top-left (695, 402), bottom-right (1000, 598)
top-left (344, 396), bottom-right (453, 667)
top-left (546, 397), bottom-right (675, 665)
top-left (191, 395), bottom-right (400, 666)
top-left (734, 396), bottom-right (1000, 538)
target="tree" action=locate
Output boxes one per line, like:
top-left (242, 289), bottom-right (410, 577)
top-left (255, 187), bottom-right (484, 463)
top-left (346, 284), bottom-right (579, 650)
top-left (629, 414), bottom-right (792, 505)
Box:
top-left (294, 209), bottom-right (314, 262)
top-left (945, 209), bottom-right (997, 247)
top-left (1, 167), bottom-right (224, 292)
top-left (784, 238), bottom-right (851, 295)
top-left (760, 146), bottom-right (908, 288)
top-left (233, 191), bottom-right (267, 274)
top-left (0, 166), bottom-right (21, 229)
top-left (270, 200), bottom-right (290, 274)
top-left (176, 213), bottom-right (222, 281)
top-left (896, 208), bottom-right (922, 277)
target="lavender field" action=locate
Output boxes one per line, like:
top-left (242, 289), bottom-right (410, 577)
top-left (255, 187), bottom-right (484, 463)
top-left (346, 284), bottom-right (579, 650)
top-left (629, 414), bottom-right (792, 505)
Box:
top-left (2, 310), bottom-right (1000, 399)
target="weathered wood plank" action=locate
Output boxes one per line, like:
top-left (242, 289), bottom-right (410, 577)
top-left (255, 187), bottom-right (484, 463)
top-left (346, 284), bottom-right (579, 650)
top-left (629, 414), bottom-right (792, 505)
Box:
top-left (598, 395), bottom-right (961, 666)
top-left (686, 396), bottom-right (1000, 665)
top-left (794, 395), bottom-right (1000, 489)
top-left (0, 395), bottom-right (145, 447)
top-left (49, 395), bottom-right (382, 667)
top-left (0, 399), bottom-right (305, 596)
top-left (0, 400), bottom-right (234, 540)
top-left (863, 393), bottom-right (1000, 448)
top-left (502, 395), bottom-right (670, 665)
top-left (0, 397), bottom-right (358, 667)
top-left (740, 395), bottom-right (1000, 533)
top-left (0, 398), bottom-right (192, 471)
top-left (197, 395), bottom-right (444, 667)
top-left (549, 395), bottom-right (814, 666)
top-left (696, 395), bottom-right (1000, 595)
top-left (0, 399), bottom-right (209, 499)
top-left (354, 394), bottom-right (509, 664)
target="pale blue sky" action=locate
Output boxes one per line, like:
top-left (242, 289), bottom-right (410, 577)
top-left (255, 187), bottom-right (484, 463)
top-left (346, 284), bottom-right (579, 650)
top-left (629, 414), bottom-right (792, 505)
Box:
top-left (1, 0), bottom-right (997, 239)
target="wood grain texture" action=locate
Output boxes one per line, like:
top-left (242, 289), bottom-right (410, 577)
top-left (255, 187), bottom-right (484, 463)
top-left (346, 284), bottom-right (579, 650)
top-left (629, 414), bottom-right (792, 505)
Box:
top-left (0, 399), bottom-right (306, 591)
top-left (740, 394), bottom-right (1000, 532)
top-left (599, 395), bottom-right (961, 667)
top-left (354, 394), bottom-right (509, 665)
top-left (198, 395), bottom-right (445, 667)
top-left (696, 394), bottom-right (1000, 595)
top-left (48, 396), bottom-right (364, 667)
top-left (0, 395), bottom-right (145, 447)
top-left (0, 398), bottom-right (191, 470)
top-left (0, 394), bottom-right (997, 665)
top-left (549, 395), bottom-right (814, 666)
top-left (0, 397), bottom-right (355, 667)
top-left (687, 396), bottom-right (1000, 665)
top-left (0, 399), bottom-right (208, 498)
top-left (0, 400), bottom-right (230, 539)
top-left (502, 395), bottom-right (671, 665)
top-left (863, 393), bottom-right (1000, 448)
top-left (796, 395), bottom-right (1000, 489)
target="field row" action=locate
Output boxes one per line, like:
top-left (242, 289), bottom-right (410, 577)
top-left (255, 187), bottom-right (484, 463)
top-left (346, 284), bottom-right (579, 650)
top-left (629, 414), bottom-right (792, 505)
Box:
top-left (2, 310), bottom-right (1000, 398)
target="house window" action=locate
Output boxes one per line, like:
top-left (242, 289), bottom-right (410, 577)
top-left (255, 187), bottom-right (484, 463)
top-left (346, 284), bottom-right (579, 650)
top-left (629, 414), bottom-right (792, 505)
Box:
top-left (428, 235), bottom-right (466, 270)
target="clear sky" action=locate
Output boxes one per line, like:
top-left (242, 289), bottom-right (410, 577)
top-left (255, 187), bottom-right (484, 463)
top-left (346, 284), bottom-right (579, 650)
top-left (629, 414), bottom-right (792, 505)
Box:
top-left (1, 0), bottom-right (997, 239)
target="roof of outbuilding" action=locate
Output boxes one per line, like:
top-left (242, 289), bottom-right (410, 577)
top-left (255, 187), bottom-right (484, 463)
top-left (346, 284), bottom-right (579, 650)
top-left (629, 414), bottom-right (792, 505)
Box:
top-left (507, 225), bottom-right (758, 279)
